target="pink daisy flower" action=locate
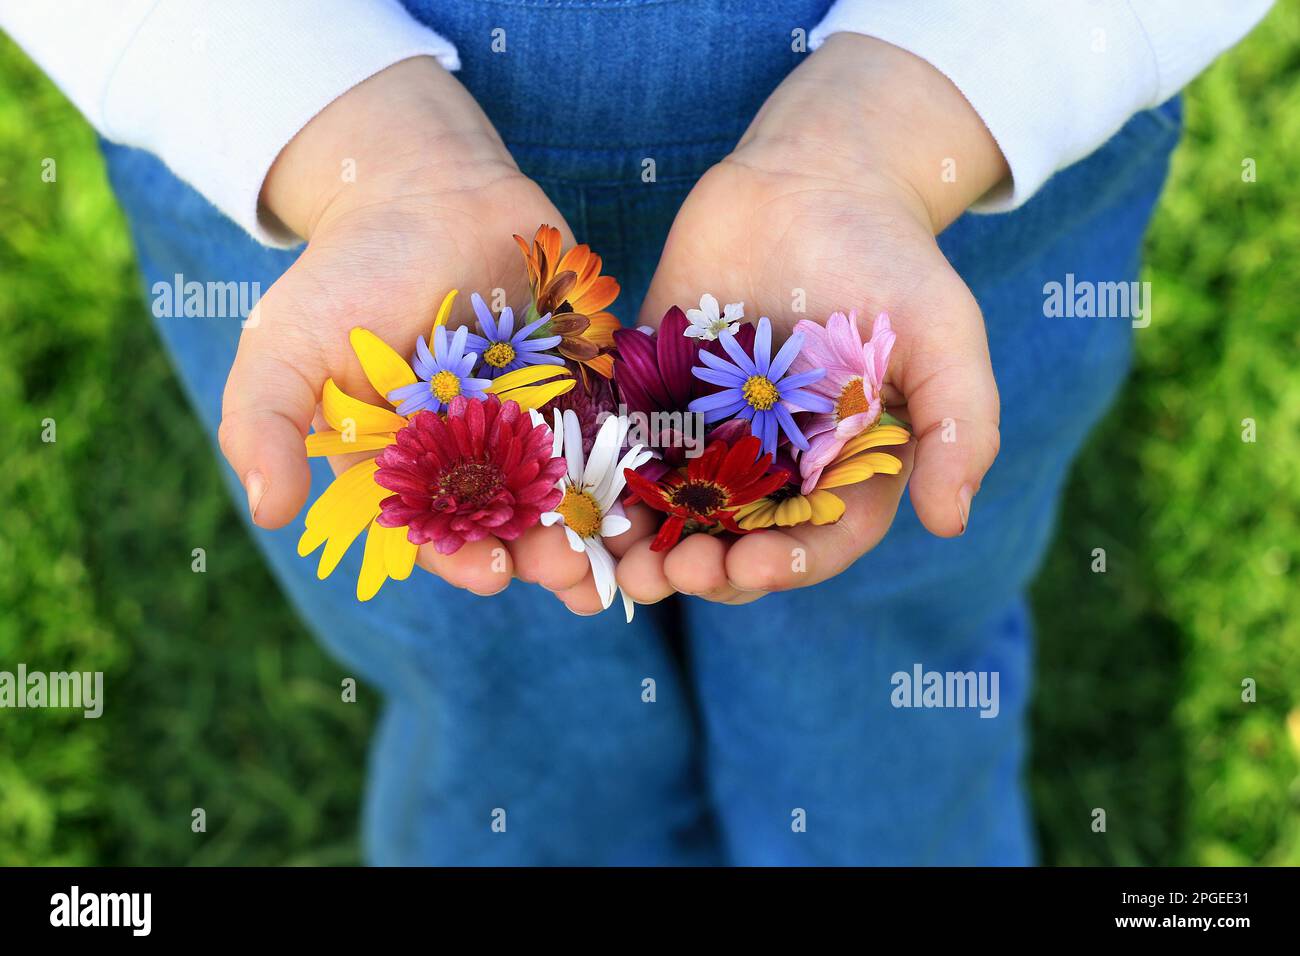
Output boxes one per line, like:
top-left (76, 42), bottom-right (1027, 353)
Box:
top-left (788, 310), bottom-right (896, 493)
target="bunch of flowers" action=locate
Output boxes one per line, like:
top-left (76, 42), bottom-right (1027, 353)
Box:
top-left (297, 225), bottom-right (910, 620)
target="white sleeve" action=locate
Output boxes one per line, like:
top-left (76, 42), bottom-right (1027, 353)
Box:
top-left (809, 0), bottom-right (1273, 211)
top-left (0, 0), bottom-right (461, 246)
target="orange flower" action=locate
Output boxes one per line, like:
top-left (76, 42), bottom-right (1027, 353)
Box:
top-left (514, 224), bottom-right (621, 379)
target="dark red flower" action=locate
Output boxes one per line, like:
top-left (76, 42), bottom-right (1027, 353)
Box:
top-left (622, 433), bottom-right (787, 552)
top-left (374, 396), bottom-right (566, 555)
top-left (613, 307), bottom-right (755, 419)
top-left (613, 307), bottom-right (756, 485)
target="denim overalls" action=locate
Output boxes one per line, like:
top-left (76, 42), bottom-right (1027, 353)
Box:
top-left (98, 0), bottom-right (1181, 864)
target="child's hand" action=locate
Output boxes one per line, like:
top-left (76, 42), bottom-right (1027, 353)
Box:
top-left (218, 56), bottom-right (625, 611)
top-left (618, 34), bottom-right (1009, 605)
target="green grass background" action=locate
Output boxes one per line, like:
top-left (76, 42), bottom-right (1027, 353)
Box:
top-left (1, 7), bottom-right (1297, 865)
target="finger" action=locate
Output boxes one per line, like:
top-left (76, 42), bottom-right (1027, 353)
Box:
top-left (417, 536), bottom-right (513, 596)
top-left (603, 503), bottom-right (660, 559)
top-left (663, 533), bottom-right (745, 603)
top-left (219, 315), bottom-right (319, 529)
top-left (726, 442), bottom-right (914, 592)
top-left (553, 567), bottom-right (605, 616)
top-left (615, 537), bottom-right (674, 605)
top-left (890, 278), bottom-right (1000, 537)
top-left (508, 524), bottom-right (591, 592)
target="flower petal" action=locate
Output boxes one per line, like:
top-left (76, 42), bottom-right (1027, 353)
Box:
top-left (305, 431), bottom-right (395, 457)
top-left (807, 489), bottom-right (846, 524)
top-left (323, 379), bottom-right (408, 433)
top-left (489, 363), bottom-right (574, 392)
top-left (753, 317), bottom-right (772, 375)
top-left (432, 289), bottom-right (458, 334)
top-left (350, 328), bottom-right (416, 399)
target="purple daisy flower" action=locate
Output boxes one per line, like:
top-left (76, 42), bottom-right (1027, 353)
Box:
top-left (387, 324), bottom-right (493, 416)
top-left (465, 292), bottom-right (565, 379)
top-left (687, 316), bottom-right (832, 455)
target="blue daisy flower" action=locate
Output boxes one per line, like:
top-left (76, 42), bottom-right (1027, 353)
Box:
top-left (465, 292), bottom-right (565, 378)
top-left (387, 324), bottom-right (493, 415)
top-left (687, 316), bottom-right (832, 455)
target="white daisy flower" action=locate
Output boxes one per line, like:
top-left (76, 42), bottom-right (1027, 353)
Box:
top-left (684, 293), bottom-right (744, 340)
top-left (536, 409), bottom-right (652, 622)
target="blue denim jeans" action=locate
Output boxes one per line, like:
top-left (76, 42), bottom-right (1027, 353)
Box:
top-left (99, 0), bottom-right (1181, 864)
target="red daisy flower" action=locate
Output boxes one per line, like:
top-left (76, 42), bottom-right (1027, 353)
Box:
top-left (373, 396), bottom-right (566, 555)
top-left (622, 433), bottom-right (787, 552)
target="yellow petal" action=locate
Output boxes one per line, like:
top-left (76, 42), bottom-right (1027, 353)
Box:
top-left (488, 363), bottom-right (573, 392)
top-left (733, 498), bottom-right (775, 529)
top-left (322, 378), bottom-right (408, 434)
top-left (432, 289), bottom-right (458, 333)
top-left (840, 424), bottom-right (911, 459)
top-left (853, 451), bottom-right (904, 475)
top-left (807, 490), bottom-right (846, 525)
top-left (498, 379), bottom-right (576, 410)
top-left (298, 461), bottom-right (378, 557)
top-left (818, 460), bottom-right (878, 489)
top-left (298, 459), bottom-right (389, 582)
top-left (381, 523), bottom-right (418, 581)
top-left (356, 520), bottom-right (396, 601)
top-left (775, 495), bottom-right (813, 526)
top-left (819, 452), bottom-right (902, 489)
top-left (305, 431), bottom-right (395, 457)
top-left (350, 328), bottom-right (416, 400)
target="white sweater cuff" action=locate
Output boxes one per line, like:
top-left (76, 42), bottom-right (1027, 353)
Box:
top-left (2, 0), bottom-right (460, 246)
top-left (809, 0), bottom-right (1272, 211)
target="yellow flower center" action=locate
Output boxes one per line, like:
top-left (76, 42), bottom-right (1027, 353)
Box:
top-left (835, 376), bottom-right (871, 422)
top-left (483, 341), bottom-right (517, 368)
top-left (742, 375), bottom-right (780, 411)
top-left (557, 487), bottom-right (602, 538)
top-left (429, 370), bottom-right (461, 403)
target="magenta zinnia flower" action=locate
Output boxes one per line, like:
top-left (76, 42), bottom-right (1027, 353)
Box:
top-left (373, 396), bottom-right (566, 554)
top-left (788, 310), bottom-right (896, 492)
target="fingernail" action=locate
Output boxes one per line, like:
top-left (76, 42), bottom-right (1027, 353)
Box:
top-left (244, 470), bottom-right (268, 523)
top-left (957, 484), bottom-right (974, 535)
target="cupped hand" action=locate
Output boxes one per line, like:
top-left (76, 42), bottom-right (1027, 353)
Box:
top-left (618, 34), bottom-right (1009, 606)
top-left (217, 56), bottom-right (630, 612)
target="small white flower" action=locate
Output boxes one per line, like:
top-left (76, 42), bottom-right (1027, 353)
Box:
top-left (684, 293), bottom-right (744, 341)
top-left (537, 409), bottom-right (652, 622)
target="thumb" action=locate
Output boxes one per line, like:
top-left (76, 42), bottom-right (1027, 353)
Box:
top-left (892, 279), bottom-right (1000, 538)
top-left (218, 306), bottom-right (319, 529)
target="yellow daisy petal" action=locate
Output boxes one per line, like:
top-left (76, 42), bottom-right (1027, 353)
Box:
top-left (857, 451), bottom-right (904, 474)
top-left (305, 431), bottom-right (395, 457)
top-left (432, 289), bottom-right (458, 333)
top-left (840, 424), bottom-right (911, 459)
top-left (775, 495), bottom-right (813, 526)
top-left (350, 328), bottom-right (416, 400)
top-left (498, 379), bottom-right (576, 410)
top-left (819, 452), bottom-right (903, 489)
top-left (355, 519), bottom-right (417, 601)
top-left (807, 490), bottom-right (846, 525)
top-left (381, 523), bottom-right (418, 582)
top-left (488, 363), bottom-right (573, 393)
top-left (818, 460), bottom-right (878, 489)
top-left (357, 520), bottom-right (388, 601)
top-left (734, 499), bottom-right (778, 530)
top-left (298, 459), bottom-right (380, 556)
top-left (322, 378), bottom-right (408, 434)
top-left (298, 459), bottom-right (389, 580)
